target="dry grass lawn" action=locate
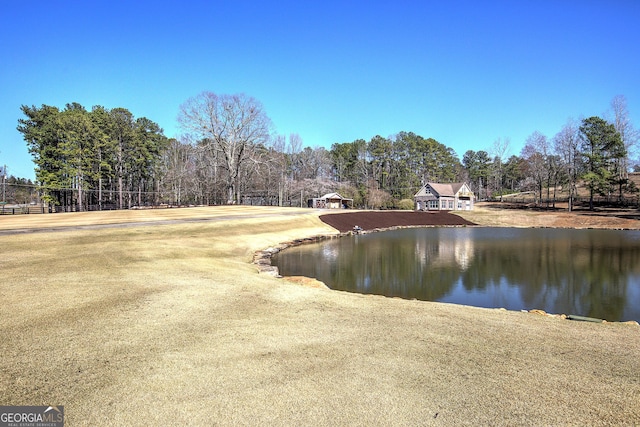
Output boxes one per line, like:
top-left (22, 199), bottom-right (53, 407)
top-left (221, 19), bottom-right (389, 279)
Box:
top-left (1, 206), bottom-right (639, 426)
top-left (457, 202), bottom-right (640, 230)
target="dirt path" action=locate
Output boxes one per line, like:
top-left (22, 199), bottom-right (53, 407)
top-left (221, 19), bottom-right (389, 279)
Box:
top-left (1, 206), bottom-right (638, 426)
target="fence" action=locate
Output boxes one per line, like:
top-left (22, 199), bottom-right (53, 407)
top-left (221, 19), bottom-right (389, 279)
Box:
top-left (488, 196), bottom-right (640, 209)
top-left (0, 205), bottom-right (50, 215)
top-left (0, 203), bottom-right (186, 215)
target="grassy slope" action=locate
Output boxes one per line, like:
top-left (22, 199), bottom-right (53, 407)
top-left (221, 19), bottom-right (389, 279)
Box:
top-left (1, 206), bottom-right (639, 425)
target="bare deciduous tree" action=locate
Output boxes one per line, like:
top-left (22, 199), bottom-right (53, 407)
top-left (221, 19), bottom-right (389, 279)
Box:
top-left (609, 95), bottom-right (639, 175)
top-left (161, 137), bottom-right (196, 205)
top-left (522, 131), bottom-right (549, 206)
top-left (178, 92), bottom-right (272, 204)
top-left (490, 137), bottom-right (510, 201)
top-left (553, 118), bottom-right (581, 211)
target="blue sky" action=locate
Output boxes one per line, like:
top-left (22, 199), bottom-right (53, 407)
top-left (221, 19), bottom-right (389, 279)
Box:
top-left (1, 0), bottom-right (639, 180)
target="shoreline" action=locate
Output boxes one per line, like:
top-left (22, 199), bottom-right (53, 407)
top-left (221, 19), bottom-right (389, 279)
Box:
top-left (256, 210), bottom-right (640, 325)
top-left (254, 209), bottom-right (477, 275)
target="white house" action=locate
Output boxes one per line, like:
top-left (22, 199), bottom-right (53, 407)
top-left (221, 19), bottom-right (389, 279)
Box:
top-left (414, 182), bottom-right (474, 211)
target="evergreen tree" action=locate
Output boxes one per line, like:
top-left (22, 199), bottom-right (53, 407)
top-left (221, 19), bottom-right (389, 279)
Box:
top-left (579, 116), bottom-right (625, 209)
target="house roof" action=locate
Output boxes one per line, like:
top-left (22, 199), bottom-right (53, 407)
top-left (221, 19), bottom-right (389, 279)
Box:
top-left (321, 192), bottom-right (344, 200)
top-left (318, 192), bottom-right (354, 201)
top-left (415, 183), bottom-right (469, 198)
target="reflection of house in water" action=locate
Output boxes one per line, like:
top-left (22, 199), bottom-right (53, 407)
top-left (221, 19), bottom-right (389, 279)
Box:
top-left (308, 192), bottom-right (354, 209)
top-left (414, 231), bottom-right (475, 270)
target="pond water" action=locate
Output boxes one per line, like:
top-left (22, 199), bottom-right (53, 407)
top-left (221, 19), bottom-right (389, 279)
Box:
top-left (272, 227), bottom-right (640, 322)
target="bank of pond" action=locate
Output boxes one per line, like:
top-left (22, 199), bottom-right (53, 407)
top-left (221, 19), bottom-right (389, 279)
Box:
top-left (272, 227), bottom-right (640, 323)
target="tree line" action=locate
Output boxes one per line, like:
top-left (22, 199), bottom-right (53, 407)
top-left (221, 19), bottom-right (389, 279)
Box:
top-left (465, 95), bottom-right (637, 211)
top-left (18, 103), bottom-right (168, 210)
top-left (12, 93), bottom-right (638, 210)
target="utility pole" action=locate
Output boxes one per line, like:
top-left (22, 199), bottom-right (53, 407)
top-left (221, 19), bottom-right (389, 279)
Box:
top-left (2, 165), bottom-right (6, 204)
top-left (1, 164), bottom-right (6, 214)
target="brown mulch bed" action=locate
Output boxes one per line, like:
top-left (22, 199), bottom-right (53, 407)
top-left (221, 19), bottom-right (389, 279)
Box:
top-left (319, 210), bottom-right (476, 232)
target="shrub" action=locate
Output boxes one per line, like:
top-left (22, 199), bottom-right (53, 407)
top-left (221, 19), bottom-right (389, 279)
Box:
top-left (396, 199), bottom-right (415, 210)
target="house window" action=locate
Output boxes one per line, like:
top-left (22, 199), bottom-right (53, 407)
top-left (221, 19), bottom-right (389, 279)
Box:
top-left (429, 200), bottom-right (438, 209)
top-left (448, 200), bottom-right (454, 209)
top-left (458, 201), bottom-right (462, 209)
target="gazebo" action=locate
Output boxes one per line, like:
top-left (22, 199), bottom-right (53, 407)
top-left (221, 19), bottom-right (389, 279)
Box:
top-left (308, 192), bottom-right (353, 209)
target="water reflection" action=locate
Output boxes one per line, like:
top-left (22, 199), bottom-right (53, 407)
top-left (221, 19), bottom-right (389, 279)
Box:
top-left (272, 227), bottom-right (640, 322)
